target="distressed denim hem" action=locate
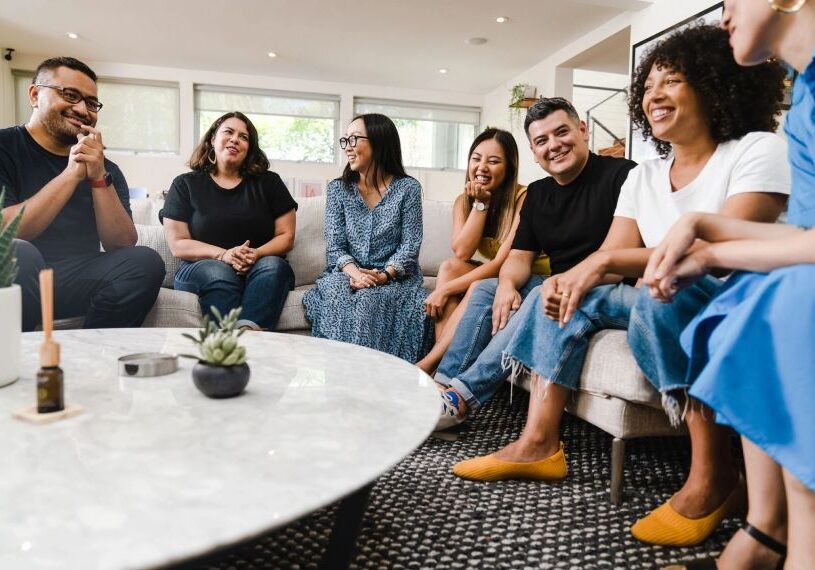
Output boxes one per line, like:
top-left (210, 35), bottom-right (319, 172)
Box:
top-left (500, 351), bottom-right (580, 392)
top-left (658, 385), bottom-right (691, 428)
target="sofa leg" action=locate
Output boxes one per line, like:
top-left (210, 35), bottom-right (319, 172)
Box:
top-left (610, 437), bottom-right (625, 505)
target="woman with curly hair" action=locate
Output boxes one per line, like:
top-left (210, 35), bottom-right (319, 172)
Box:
top-left (452, 23), bottom-right (790, 547)
top-left (162, 112), bottom-right (297, 330)
top-left (643, 1), bottom-right (815, 567)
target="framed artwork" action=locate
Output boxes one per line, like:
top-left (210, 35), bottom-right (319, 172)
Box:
top-left (628, 3), bottom-right (724, 162)
top-left (296, 179), bottom-right (326, 198)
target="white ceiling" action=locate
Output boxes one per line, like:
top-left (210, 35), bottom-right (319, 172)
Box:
top-left (0, 0), bottom-right (650, 94)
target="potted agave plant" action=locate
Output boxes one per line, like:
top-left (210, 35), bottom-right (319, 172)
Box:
top-left (0, 188), bottom-right (24, 388)
top-left (183, 306), bottom-right (250, 398)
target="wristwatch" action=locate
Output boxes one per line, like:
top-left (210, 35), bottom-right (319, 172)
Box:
top-left (473, 200), bottom-right (487, 211)
top-left (89, 172), bottom-right (113, 189)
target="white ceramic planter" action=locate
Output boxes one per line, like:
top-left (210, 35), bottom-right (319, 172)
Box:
top-left (0, 284), bottom-right (22, 388)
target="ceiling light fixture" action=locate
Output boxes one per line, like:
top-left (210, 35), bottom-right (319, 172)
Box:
top-left (438, 68), bottom-right (448, 74)
top-left (466, 37), bottom-right (488, 46)
top-left (267, 52), bottom-right (278, 58)
top-left (67, 32), bottom-right (79, 39)
top-left (496, 16), bottom-right (509, 23)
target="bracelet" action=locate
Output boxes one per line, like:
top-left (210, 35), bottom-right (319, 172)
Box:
top-left (217, 249), bottom-right (227, 261)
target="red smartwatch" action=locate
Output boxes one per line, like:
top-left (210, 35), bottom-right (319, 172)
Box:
top-left (89, 172), bottom-right (113, 188)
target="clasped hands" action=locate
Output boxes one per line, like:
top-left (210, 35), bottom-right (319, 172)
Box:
top-left (67, 125), bottom-right (107, 182)
top-left (643, 214), bottom-right (711, 303)
top-left (348, 267), bottom-right (389, 290)
top-left (221, 240), bottom-right (258, 275)
top-left (465, 180), bottom-right (491, 204)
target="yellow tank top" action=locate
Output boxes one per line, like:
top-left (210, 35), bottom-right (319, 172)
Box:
top-left (477, 185), bottom-right (551, 276)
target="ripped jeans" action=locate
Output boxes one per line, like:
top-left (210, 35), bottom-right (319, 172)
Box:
top-left (500, 277), bottom-right (721, 425)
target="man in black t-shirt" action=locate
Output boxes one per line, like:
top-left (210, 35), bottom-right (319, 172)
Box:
top-left (435, 97), bottom-right (635, 429)
top-left (1, 57), bottom-right (164, 331)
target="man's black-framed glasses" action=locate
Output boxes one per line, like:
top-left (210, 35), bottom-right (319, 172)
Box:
top-left (36, 84), bottom-right (103, 112)
top-left (339, 135), bottom-right (368, 149)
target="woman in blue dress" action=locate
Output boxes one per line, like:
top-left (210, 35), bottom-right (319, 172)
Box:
top-left (303, 113), bottom-right (429, 361)
top-left (644, 0), bottom-right (815, 566)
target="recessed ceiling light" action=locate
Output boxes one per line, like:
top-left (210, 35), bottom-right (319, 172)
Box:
top-left (267, 52), bottom-right (278, 58)
top-left (438, 68), bottom-right (448, 74)
top-left (467, 37), bottom-right (488, 46)
top-left (67, 32), bottom-right (79, 39)
top-left (496, 16), bottom-right (509, 23)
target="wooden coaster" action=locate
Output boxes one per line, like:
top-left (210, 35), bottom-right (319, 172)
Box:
top-left (12, 403), bottom-right (84, 425)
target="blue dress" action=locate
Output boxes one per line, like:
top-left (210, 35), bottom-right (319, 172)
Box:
top-left (685, 54), bottom-right (815, 491)
top-left (303, 176), bottom-right (430, 361)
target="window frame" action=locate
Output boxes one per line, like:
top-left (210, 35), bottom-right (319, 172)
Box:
top-left (194, 84), bottom-right (341, 166)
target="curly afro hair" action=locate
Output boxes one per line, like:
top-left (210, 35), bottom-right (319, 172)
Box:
top-left (629, 24), bottom-right (786, 158)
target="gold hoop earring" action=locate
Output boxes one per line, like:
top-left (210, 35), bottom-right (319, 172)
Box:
top-left (769, 0), bottom-right (807, 14)
top-left (207, 148), bottom-right (216, 165)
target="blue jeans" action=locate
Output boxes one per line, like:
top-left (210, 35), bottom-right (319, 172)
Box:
top-left (435, 276), bottom-right (544, 410)
top-left (502, 278), bottom-right (721, 419)
top-left (174, 256), bottom-right (294, 330)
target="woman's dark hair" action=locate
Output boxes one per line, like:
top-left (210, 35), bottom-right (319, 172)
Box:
top-left (189, 111), bottom-right (270, 176)
top-left (341, 113), bottom-right (408, 190)
top-left (629, 24), bottom-right (786, 158)
top-left (458, 128), bottom-right (520, 240)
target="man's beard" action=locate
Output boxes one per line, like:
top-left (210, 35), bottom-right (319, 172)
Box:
top-left (41, 110), bottom-right (92, 146)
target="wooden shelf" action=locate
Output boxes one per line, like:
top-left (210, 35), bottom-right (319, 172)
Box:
top-left (509, 97), bottom-right (540, 109)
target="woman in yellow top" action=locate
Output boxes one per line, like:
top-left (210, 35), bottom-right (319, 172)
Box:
top-left (417, 128), bottom-right (549, 373)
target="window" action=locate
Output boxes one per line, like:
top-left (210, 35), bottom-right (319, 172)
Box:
top-left (354, 99), bottom-right (480, 170)
top-left (13, 71), bottom-right (179, 153)
top-left (195, 86), bottom-right (339, 164)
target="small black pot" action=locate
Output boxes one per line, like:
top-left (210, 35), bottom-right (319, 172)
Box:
top-left (192, 362), bottom-right (250, 398)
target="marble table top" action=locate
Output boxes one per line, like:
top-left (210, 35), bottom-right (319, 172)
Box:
top-left (1, 329), bottom-right (439, 570)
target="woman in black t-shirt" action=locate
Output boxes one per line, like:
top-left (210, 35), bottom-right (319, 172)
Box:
top-left (161, 112), bottom-right (297, 330)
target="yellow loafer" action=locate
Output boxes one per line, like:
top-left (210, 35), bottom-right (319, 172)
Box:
top-left (452, 442), bottom-right (568, 482)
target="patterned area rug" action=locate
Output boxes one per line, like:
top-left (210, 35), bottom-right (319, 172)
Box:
top-left (184, 386), bottom-right (740, 569)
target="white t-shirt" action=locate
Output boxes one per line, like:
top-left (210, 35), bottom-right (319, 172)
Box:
top-left (614, 131), bottom-right (791, 247)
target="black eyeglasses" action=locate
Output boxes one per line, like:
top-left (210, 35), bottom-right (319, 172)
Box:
top-left (339, 135), bottom-right (369, 149)
top-left (36, 84), bottom-right (103, 112)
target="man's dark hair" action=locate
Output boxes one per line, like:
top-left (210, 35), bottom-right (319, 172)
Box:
top-left (524, 97), bottom-right (581, 135)
top-left (629, 24), bottom-right (785, 158)
top-left (32, 57), bottom-right (97, 84)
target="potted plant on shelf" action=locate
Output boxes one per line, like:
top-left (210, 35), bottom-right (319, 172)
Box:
top-left (183, 306), bottom-right (250, 398)
top-left (0, 188), bottom-right (24, 388)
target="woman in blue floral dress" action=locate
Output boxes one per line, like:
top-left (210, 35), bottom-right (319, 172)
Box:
top-left (303, 113), bottom-right (429, 361)
top-left (643, 0), bottom-right (815, 566)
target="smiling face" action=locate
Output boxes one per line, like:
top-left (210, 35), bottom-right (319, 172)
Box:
top-left (642, 64), bottom-right (707, 145)
top-left (526, 110), bottom-right (589, 185)
top-left (344, 118), bottom-right (373, 174)
top-left (721, 0), bottom-right (782, 65)
top-left (211, 117), bottom-right (250, 171)
top-left (468, 138), bottom-right (507, 194)
top-left (29, 66), bottom-right (98, 146)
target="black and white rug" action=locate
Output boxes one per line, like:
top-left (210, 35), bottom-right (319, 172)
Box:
top-left (185, 386), bottom-right (739, 569)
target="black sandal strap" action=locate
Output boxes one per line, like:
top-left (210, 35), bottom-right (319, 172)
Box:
top-left (743, 523), bottom-right (787, 557)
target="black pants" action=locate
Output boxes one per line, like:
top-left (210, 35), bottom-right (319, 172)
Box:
top-left (14, 240), bottom-right (165, 332)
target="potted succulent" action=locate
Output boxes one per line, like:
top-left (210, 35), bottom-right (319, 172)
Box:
top-left (0, 188), bottom-right (24, 388)
top-left (183, 306), bottom-right (250, 398)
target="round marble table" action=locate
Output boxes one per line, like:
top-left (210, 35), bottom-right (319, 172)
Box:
top-left (0, 329), bottom-right (439, 570)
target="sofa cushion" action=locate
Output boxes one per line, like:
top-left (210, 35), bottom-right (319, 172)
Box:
top-left (276, 286), bottom-right (312, 331)
top-left (142, 287), bottom-right (202, 328)
top-left (578, 330), bottom-right (661, 407)
top-left (288, 196), bottom-right (327, 287)
top-left (136, 224), bottom-right (178, 288)
top-left (419, 200), bottom-right (453, 276)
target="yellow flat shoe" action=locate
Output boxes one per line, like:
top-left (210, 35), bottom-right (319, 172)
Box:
top-left (631, 478), bottom-right (745, 547)
top-left (452, 442), bottom-right (568, 482)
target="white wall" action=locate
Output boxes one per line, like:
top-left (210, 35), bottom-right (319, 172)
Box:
top-left (480, 0), bottom-right (720, 184)
top-left (1, 54), bottom-right (483, 202)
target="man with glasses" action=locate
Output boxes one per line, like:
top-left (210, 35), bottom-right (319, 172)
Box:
top-left (1, 57), bottom-right (164, 331)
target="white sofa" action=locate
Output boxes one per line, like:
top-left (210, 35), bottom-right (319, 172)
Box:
top-left (131, 195), bottom-right (682, 503)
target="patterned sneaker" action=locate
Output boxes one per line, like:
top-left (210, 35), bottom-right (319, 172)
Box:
top-left (435, 389), bottom-right (466, 431)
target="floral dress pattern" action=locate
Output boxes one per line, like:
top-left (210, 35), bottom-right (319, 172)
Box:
top-left (303, 176), bottom-right (430, 361)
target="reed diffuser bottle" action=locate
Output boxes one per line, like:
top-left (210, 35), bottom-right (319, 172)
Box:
top-left (36, 269), bottom-right (63, 413)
